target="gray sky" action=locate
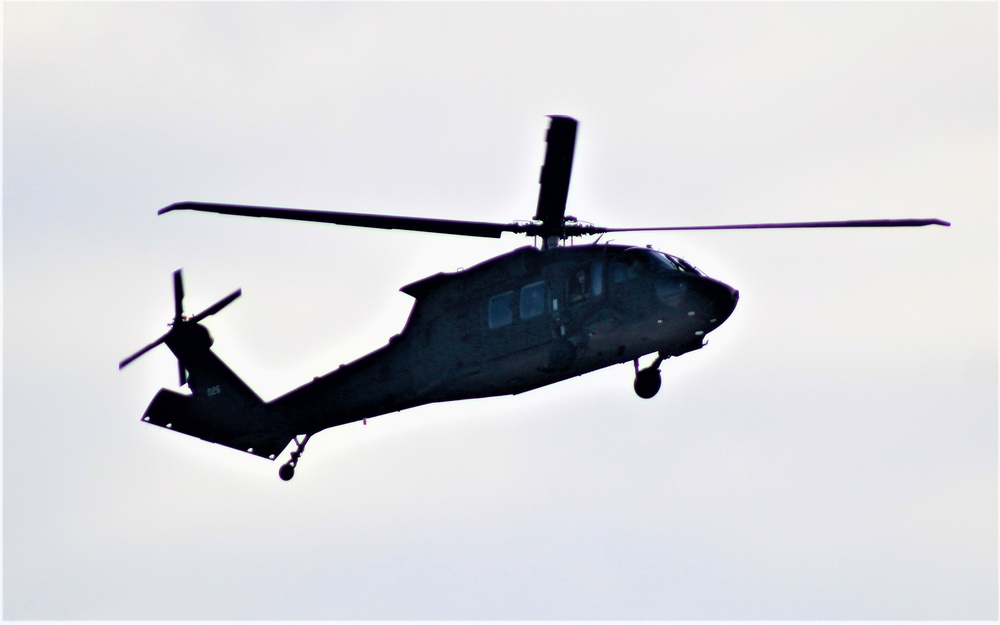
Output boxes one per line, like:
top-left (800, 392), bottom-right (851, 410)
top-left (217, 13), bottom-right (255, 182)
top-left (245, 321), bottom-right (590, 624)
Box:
top-left (4, 2), bottom-right (996, 620)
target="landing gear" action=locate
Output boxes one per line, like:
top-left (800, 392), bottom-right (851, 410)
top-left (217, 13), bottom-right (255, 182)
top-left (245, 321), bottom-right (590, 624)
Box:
top-left (633, 355), bottom-right (664, 399)
top-left (279, 434), bottom-right (311, 481)
top-left (634, 368), bottom-right (661, 399)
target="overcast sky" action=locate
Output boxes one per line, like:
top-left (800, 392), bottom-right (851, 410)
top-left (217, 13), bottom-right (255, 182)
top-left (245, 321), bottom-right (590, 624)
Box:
top-left (4, 2), bottom-right (996, 620)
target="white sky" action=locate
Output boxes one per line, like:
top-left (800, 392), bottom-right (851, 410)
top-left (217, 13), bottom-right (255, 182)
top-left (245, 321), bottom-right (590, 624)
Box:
top-left (4, 2), bottom-right (996, 620)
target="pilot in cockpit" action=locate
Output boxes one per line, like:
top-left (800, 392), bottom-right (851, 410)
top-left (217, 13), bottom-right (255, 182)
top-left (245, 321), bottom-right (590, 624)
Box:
top-left (571, 269), bottom-right (588, 303)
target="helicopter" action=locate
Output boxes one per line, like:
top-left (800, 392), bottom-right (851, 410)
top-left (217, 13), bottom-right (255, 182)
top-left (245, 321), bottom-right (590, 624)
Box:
top-left (120, 116), bottom-right (949, 481)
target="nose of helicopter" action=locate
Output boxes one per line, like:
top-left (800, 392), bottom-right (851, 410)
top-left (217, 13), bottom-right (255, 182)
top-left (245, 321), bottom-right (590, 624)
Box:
top-left (657, 273), bottom-right (739, 327)
top-left (705, 278), bottom-right (739, 324)
top-left (690, 278), bottom-right (738, 331)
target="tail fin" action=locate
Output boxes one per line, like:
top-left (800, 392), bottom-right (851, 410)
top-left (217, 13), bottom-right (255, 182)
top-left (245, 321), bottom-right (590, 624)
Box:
top-left (121, 270), bottom-right (293, 460)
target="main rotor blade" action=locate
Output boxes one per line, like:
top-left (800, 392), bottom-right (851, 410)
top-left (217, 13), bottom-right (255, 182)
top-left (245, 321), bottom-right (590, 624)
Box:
top-left (534, 116), bottom-right (578, 239)
top-left (568, 217), bottom-right (950, 236)
top-left (160, 202), bottom-right (523, 239)
top-left (187, 289), bottom-right (242, 324)
top-left (173, 269), bottom-right (184, 322)
top-left (119, 333), bottom-right (169, 369)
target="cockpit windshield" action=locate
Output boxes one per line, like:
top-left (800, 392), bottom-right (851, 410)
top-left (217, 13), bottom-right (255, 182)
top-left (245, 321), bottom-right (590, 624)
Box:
top-left (648, 250), bottom-right (704, 275)
top-left (653, 253), bottom-right (679, 271)
top-left (619, 248), bottom-right (706, 277)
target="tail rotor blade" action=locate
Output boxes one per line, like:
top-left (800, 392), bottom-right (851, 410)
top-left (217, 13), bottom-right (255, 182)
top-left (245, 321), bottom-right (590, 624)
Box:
top-left (119, 333), bottom-right (169, 369)
top-left (120, 271), bottom-right (239, 383)
top-left (188, 289), bottom-right (242, 324)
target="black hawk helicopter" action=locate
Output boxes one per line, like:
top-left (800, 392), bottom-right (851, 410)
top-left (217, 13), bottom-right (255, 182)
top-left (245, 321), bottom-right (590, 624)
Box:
top-left (120, 116), bottom-right (949, 480)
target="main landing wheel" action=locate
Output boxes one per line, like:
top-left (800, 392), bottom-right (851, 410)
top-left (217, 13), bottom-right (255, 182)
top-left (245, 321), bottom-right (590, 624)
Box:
top-left (634, 368), bottom-right (662, 399)
top-left (278, 433), bottom-right (311, 481)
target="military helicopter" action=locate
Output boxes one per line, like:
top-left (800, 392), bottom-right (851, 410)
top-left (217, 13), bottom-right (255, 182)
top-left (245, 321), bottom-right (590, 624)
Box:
top-left (119, 116), bottom-right (949, 480)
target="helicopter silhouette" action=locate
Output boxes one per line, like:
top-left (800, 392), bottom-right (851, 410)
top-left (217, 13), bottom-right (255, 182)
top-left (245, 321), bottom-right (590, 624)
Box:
top-left (120, 116), bottom-right (949, 480)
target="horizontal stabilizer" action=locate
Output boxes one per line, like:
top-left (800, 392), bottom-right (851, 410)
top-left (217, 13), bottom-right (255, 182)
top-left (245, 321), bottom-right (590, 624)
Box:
top-left (143, 389), bottom-right (291, 460)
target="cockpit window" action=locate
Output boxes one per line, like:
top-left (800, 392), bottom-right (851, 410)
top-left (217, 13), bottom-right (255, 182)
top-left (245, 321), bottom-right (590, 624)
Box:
top-left (611, 250), bottom-right (650, 283)
top-left (610, 259), bottom-right (640, 283)
top-left (611, 248), bottom-right (705, 281)
top-left (613, 248), bottom-right (663, 282)
top-left (488, 291), bottom-right (514, 329)
top-left (520, 281), bottom-right (546, 319)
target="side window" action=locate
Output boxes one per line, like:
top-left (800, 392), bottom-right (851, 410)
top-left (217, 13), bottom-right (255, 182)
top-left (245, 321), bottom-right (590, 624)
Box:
top-left (520, 281), bottom-right (547, 319)
top-left (488, 291), bottom-right (514, 329)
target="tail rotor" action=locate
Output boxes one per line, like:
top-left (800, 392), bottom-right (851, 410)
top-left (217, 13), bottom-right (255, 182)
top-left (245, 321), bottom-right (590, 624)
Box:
top-left (119, 269), bottom-right (242, 386)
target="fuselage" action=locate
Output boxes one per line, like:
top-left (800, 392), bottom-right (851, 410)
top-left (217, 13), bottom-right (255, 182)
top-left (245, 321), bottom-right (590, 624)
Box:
top-left (272, 244), bottom-right (738, 435)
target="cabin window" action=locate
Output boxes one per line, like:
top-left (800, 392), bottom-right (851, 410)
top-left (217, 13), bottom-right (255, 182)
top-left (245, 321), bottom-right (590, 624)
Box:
top-left (488, 291), bottom-right (514, 329)
top-left (520, 281), bottom-right (547, 319)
